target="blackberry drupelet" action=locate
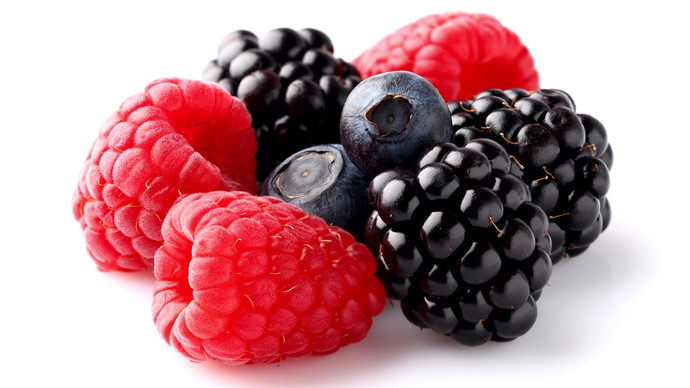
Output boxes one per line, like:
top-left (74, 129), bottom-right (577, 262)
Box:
top-left (448, 88), bottom-right (613, 263)
top-left (365, 140), bottom-right (552, 345)
top-left (202, 28), bottom-right (362, 182)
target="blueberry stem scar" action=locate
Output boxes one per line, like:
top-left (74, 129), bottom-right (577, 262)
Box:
top-left (364, 93), bottom-right (413, 137)
top-left (275, 152), bottom-right (335, 198)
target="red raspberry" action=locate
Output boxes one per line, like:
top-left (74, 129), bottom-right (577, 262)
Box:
top-left (151, 191), bottom-right (386, 365)
top-left (352, 11), bottom-right (540, 101)
top-left (72, 78), bottom-right (258, 272)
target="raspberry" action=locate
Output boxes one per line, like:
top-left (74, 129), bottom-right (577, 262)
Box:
top-left (365, 140), bottom-right (551, 345)
top-left (152, 191), bottom-right (386, 365)
top-left (352, 12), bottom-right (539, 102)
top-left (72, 78), bottom-right (258, 272)
top-left (448, 88), bottom-right (613, 263)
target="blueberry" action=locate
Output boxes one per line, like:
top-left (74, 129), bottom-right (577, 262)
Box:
top-left (259, 144), bottom-right (371, 241)
top-left (340, 71), bottom-right (452, 177)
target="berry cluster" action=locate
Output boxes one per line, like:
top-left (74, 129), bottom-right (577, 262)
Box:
top-left (448, 88), bottom-right (612, 263)
top-left (364, 140), bottom-right (552, 345)
top-left (72, 11), bottom-right (615, 366)
top-left (73, 77), bottom-right (387, 365)
top-left (202, 28), bottom-right (361, 181)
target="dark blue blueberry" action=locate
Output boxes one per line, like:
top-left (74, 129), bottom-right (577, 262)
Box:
top-left (340, 71), bottom-right (452, 177)
top-left (259, 144), bottom-right (371, 242)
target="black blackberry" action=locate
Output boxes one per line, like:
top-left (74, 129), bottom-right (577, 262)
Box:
top-left (365, 140), bottom-right (552, 345)
top-left (448, 88), bottom-right (613, 264)
top-left (202, 27), bottom-right (362, 182)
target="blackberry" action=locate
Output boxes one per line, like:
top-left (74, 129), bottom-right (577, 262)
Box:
top-left (448, 88), bottom-right (613, 264)
top-left (202, 28), bottom-right (362, 182)
top-left (365, 140), bottom-right (552, 345)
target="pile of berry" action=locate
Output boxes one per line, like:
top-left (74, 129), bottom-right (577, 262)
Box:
top-left (72, 11), bottom-right (613, 366)
top-left (201, 28), bottom-right (361, 181)
top-left (73, 77), bottom-right (387, 364)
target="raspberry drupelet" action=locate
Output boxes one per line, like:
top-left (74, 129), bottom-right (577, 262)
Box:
top-left (152, 191), bottom-right (386, 364)
top-left (352, 11), bottom-right (540, 102)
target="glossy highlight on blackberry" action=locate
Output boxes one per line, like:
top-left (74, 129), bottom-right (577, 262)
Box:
top-left (449, 88), bottom-right (613, 263)
top-left (202, 27), bottom-right (362, 182)
top-left (365, 140), bottom-right (552, 345)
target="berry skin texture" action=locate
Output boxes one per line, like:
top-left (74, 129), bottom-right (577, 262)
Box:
top-left (72, 78), bottom-right (258, 272)
top-left (202, 27), bottom-right (362, 182)
top-left (352, 11), bottom-right (539, 102)
top-left (340, 71), bottom-right (453, 178)
top-left (152, 191), bottom-right (386, 365)
top-left (365, 140), bottom-right (552, 345)
top-left (259, 144), bottom-right (372, 243)
top-left (449, 88), bottom-right (613, 263)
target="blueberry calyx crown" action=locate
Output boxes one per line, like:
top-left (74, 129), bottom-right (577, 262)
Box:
top-left (274, 150), bottom-right (339, 199)
top-left (339, 71), bottom-right (452, 178)
top-left (365, 94), bottom-right (413, 137)
top-left (259, 143), bottom-right (372, 242)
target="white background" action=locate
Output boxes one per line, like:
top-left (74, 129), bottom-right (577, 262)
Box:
top-left (2, 0), bottom-right (688, 386)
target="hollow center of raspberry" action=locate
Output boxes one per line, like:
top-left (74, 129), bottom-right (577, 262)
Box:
top-left (180, 121), bottom-right (253, 183)
top-left (365, 94), bottom-right (412, 137)
top-left (184, 123), bottom-right (228, 164)
top-left (182, 124), bottom-right (206, 147)
top-left (275, 152), bottom-right (335, 198)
